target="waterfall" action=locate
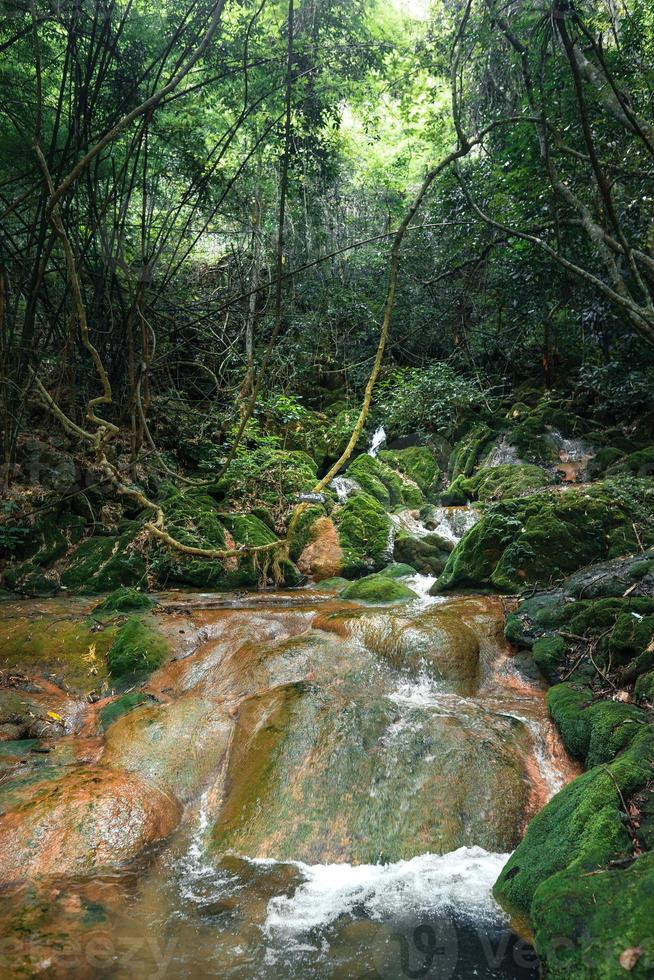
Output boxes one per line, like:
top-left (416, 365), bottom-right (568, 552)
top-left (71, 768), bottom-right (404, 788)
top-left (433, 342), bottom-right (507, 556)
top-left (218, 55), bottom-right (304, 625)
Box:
top-left (368, 426), bottom-right (386, 457)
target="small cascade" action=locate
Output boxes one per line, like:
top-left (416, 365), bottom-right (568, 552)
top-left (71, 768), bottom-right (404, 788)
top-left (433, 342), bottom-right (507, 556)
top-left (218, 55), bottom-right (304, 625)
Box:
top-left (485, 436), bottom-right (522, 468)
top-left (391, 505), bottom-right (479, 546)
top-left (368, 425), bottom-right (386, 457)
top-left (330, 475), bottom-right (360, 503)
top-left (547, 428), bottom-right (594, 482)
top-left (427, 505), bottom-right (479, 544)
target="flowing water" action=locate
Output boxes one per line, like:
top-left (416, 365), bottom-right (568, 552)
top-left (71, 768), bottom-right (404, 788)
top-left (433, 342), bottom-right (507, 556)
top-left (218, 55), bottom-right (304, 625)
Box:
top-left (0, 575), bottom-right (578, 979)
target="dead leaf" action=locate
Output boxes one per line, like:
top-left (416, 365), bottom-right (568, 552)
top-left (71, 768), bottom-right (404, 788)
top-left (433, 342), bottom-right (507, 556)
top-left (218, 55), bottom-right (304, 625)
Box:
top-left (46, 710), bottom-right (63, 723)
top-left (619, 947), bottom-right (643, 971)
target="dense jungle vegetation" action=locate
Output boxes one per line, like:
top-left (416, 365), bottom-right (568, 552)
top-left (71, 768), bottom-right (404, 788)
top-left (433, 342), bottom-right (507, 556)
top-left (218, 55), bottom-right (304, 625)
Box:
top-left (2, 0), bottom-right (654, 976)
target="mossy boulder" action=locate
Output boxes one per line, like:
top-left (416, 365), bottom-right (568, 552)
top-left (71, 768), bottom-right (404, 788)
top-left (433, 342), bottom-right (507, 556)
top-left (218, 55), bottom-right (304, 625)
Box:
top-left (379, 562), bottom-right (417, 578)
top-left (394, 530), bottom-right (451, 576)
top-left (93, 587), bottom-right (154, 613)
top-left (345, 454), bottom-right (422, 509)
top-left (635, 671), bottom-right (654, 702)
top-left (209, 447), bottom-right (318, 513)
top-left (441, 464), bottom-right (552, 505)
top-left (107, 618), bottom-right (168, 678)
top-left (606, 447), bottom-right (654, 479)
top-left (340, 573), bottom-right (418, 604)
top-left (334, 492), bottom-right (392, 577)
top-left (60, 524), bottom-right (146, 594)
top-left (494, 731), bottom-right (654, 978)
top-left (586, 446), bottom-right (625, 480)
top-left (438, 480), bottom-right (654, 593)
top-left (448, 423), bottom-right (495, 478)
top-left (150, 488), bottom-right (299, 589)
top-left (564, 551), bottom-right (654, 600)
top-left (548, 682), bottom-right (649, 768)
top-left (378, 446), bottom-right (440, 499)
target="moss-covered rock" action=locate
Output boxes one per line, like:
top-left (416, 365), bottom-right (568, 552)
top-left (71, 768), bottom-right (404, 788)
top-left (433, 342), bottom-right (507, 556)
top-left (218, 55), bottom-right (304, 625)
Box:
top-left (340, 573), bottom-right (417, 603)
top-left (378, 446), bottom-right (440, 499)
top-left (606, 447), bottom-right (654, 479)
top-left (60, 524), bottom-right (146, 593)
top-left (438, 479), bottom-right (654, 593)
top-left (93, 587), bottom-right (154, 613)
top-left (548, 682), bottom-right (649, 768)
top-left (150, 488), bottom-right (299, 589)
top-left (345, 454), bottom-right (422, 509)
top-left (532, 634), bottom-right (568, 683)
top-left (107, 618), bottom-right (168, 678)
top-left (209, 447), bottom-right (318, 513)
top-left (635, 671), bottom-right (654, 702)
top-left (379, 562), bottom-right (417, 578)
top-left (334, 492), bottom-right (392, 577)
top-left (586, 446), bottom-right (625, 480)
top-left (394, 530), bottom-right (451, 576)
top-left (448, 423), bottom-right (495, 478)
top-left (441, 464), bottom-right (553, 505)
top-left (494, 728), bottom-right (654, 915)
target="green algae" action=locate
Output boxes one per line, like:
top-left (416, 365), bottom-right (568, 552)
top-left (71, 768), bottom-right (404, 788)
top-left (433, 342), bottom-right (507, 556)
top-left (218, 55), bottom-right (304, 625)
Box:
top-left (98, 691), bottom-right (154, 730)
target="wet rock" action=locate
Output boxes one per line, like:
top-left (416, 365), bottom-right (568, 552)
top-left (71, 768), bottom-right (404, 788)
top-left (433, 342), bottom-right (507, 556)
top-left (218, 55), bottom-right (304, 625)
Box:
top-left (0, 768), bottom-right (181, 881)
top-left (297, 516), bottom-right (343, 581)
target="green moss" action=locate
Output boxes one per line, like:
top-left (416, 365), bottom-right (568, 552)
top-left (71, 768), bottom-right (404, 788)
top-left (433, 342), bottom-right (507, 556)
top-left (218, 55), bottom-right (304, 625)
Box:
top-left (378, 446), bottom-right (440, 498)
top-left (532, 850), bottom-right (654, 978)
top-left (438, 511), bottom-right (523, 590)
top-left (151, 488), bottom-right (298, 589)
top-left (548, 683), bottom-right (648, 768)
top-left (99, 692), bottom-right (153, 730)
top-left (532, 635), bottom-right (568, 683)
top-left (494, 730), bottom-right (654, 918)
top-left (442, 464), bottom-right (552, 505)
top-left (0, 614), bottom-right (116, 691)
top-left (334, 492), bottom-right (392, 577)
top-left (379, 562), bottom-right (417, 578)
top-left (393, 531), bottom-right (450, 576)
top-left (448, 423), bottom-right (495, 478)
top-left (210, 448), bottom-right (318, 510)
top-left (606, 447), bottom-right (654, 479)
top-left (346, 454), bottom-right (422, 509)
top-left (438, 479), bottom-right (654, 593)
top-left (93, 587), bottom-right (154, 613)
top-left (287, 504), bottom-right (326, 563)
top-left (587, 447), bottom-right (624, 480)
top-left (635, 671), bottom-right (654, 702)
top-left (60, 524), bottom-right (146, 593)
top-left (107, 618), bottom-right (168, 678)
top-left (608, 613), bottom-right (654, 663)
top-left (340, 574), bottom-right (417, 603)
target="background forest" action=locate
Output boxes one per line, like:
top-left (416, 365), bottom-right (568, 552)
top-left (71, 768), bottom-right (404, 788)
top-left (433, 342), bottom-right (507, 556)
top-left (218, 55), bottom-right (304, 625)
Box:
top-left (2, 0), bottom-right (653, 506)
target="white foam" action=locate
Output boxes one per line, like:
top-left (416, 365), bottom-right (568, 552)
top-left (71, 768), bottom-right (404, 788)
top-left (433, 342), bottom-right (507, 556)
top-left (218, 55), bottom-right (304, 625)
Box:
top-left (262, 847), bottom-right (509, 938)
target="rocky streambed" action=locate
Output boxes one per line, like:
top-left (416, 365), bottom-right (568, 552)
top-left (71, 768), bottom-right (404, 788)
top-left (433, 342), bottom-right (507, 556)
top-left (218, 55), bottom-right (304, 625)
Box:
top-left (0, 577), bottom-right (576, 978)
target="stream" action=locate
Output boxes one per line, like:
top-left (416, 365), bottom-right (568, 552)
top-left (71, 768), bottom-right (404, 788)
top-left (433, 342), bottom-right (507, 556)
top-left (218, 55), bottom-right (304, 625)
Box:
top-left (0, 515), bottom-right (578, 979)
